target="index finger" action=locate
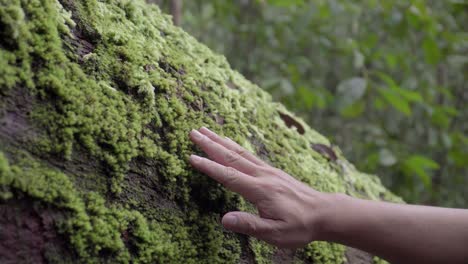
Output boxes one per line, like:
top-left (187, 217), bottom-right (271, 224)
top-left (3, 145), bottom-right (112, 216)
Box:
top-left (189, 155), bottom-right (263, 203)
top-left (199, 127), bottom-right (270, 167)
top-left (190, 129), bottom-right (260, 176)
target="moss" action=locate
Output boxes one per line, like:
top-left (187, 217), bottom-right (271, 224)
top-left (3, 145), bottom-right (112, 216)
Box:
top-left (373, 256), bottom-right (390, 264)
top-left (303, 241), bottom-right (346, 264)
top-left (0, 0), bottom-right (401, 262)
top-left (250, 238), bottom-right (274, 264)
top-left (0, 151), bottom-right (181, 263)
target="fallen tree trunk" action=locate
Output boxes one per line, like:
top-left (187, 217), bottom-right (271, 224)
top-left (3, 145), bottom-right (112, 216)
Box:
top-left (0, 0), bottom-right (400, 263)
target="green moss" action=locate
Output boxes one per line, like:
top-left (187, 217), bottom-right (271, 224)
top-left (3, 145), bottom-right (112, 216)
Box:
top-left (250, 238), bottom-right (274, 264)
top-left (0, 151), bottom-right (181, 263)
top-left (373, 256), bottom-right (390, 264)
top-left (303, 241), bottom-right (346, 264)
top-left (0, 0), bottom-right (401, 262)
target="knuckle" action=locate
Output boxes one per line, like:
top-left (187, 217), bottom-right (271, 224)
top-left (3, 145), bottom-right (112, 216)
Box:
top-left (222, 167), bottom-right (239, 185)
top-left (272, 183), bottom-right (288, 195)
top-left (236, 147), bottom-right (248, 157)
top-left (224, 150), bottom-right (240, 164)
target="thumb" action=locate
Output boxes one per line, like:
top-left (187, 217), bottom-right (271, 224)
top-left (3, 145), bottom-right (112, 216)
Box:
top-left (222, 212), bottom-right (276, 237)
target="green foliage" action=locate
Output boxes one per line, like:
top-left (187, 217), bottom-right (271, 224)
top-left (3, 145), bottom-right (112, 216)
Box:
top-left (158, 0), bottom-right (468, 207)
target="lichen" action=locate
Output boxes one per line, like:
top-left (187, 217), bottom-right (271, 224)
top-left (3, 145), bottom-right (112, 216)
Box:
top-left (0, 0), bottom-right (401, 263)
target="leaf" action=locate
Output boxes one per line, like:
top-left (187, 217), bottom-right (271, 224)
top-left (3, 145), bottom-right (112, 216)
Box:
top-left (378, 88), bottom-right (412, 116)
top-left (423, 37), bottom-right (441, 65)
top-left (336, 77), bottom-right (367, 108)
top-left (430, 106), bottom-right (459, 128)
top-left (376, 72), bottom-right (423, 102)
top-left (379, 148), bottom-right (397, 167)
top-left (340, 101), bottom-right (365, 118)
top-left (392, 87), bottom-right (423, 103)
top-left (376, 72), bottom-right (397, 87)
top-left (353, 50), bottom-right (365, 69)
top-left (297, 86), bottom-right (316, 108)
top-left (402, 155), bottom-right (440, 188)
top-left (375, 72), bottom-right (423, 115)
top-left (267, 0), bottom-right (304, 7)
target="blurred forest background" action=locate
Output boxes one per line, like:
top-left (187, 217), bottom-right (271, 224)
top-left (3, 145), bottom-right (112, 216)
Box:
top-left (151, 0), bottom-right (468, 207)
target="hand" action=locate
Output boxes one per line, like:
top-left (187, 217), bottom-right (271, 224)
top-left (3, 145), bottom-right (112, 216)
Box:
top-left (189, 127), bottom-right (331, 248)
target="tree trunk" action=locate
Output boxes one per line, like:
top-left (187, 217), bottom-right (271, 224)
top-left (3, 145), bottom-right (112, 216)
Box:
top-left (0, 0), bottom-right (400, 263)
top-left (170, 0), bottom-right (182, 26)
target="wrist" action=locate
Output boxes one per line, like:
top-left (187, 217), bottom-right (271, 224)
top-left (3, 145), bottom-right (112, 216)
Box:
top-left (314, 192), bottom-right (353, 242)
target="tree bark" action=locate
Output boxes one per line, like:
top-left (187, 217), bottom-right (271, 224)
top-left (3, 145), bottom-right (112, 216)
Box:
top-left (0, 0), bottom-right (400, 263)
top-left (171, 0), bottom-right (182, 26)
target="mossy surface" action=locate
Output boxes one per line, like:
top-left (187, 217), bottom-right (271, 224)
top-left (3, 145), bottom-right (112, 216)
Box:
top-left (0, 0), bottom-right (401, 263)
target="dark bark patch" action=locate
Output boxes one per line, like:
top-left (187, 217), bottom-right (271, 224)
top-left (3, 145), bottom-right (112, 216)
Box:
top-left (68, 28), bottom-right (95, 62)
top-left (0, 87), bottom-right (36, 144)
top-left (215, 114), bottom-right (224, 125)
top-left (238, 236), bottom-right (255, 264)
top-left (158, 59), bottom-right (185, 77)
top-left (344, 247), bottom-right (373, 264)
top-left (144, 64), bottom-right (156, 72)
top-left (0, 199), bottom-right (71, 264)
top-left (249, 135), bottom-right (270, 163)
top-left (226, 81), bottom-right (238, 90)
top-left (59, 0), bottom-right (98, 62)
top-left (272, 248), bottom-right (297, 264)
top-left (278, 111), bottom-right (305, 135)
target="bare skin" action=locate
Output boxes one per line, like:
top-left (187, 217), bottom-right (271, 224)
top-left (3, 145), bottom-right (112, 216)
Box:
top-left (189, 127), bottom-right (468, 264)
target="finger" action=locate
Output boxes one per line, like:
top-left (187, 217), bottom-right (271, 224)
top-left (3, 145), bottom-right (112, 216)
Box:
top-left (190, 129), bottom-right (259, 176)
top-left (199, 127), bottom-right (269, 167)
top-left (222, 212), bottom-right (279, 242)
top-left (190, 155), bottom-right (262, 202)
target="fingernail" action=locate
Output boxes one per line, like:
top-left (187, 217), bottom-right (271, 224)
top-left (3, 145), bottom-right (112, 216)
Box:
top-left (223, 214), bottom-right (238, 226)
top-left (190, 154), bottom-right (202, 163)
top-left (191, 129), bottom-right (203, 140)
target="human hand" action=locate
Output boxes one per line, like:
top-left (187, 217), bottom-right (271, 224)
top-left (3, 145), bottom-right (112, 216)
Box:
top-left (189, 127), bottom-right (332, 248)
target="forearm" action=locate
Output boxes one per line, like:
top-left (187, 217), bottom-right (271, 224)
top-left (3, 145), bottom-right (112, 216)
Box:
top-left (318, 194), bottom-right (468, 264)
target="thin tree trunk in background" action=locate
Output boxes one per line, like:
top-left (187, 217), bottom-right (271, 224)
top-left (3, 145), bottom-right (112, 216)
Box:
top-left (171, 0), bottom-right (182, 26)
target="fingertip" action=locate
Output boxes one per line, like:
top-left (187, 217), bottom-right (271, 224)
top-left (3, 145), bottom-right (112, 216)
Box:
top-left (190, 129), bottom-right (204, 141)
top-left (189, 154), bottom-right (202, 164)
top-left (199, 126), bottom-right (214, 136)
top-left (222, 213), bottom-right (238, 229)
